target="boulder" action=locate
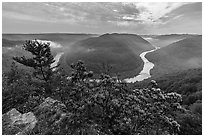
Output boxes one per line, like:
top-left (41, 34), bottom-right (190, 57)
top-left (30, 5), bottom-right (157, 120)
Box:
top-left (2, 108), bottom-right (37, 135)
top-left (2, 97), bottom-right (68, 135)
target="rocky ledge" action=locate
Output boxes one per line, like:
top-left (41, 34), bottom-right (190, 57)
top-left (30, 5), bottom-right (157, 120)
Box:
top-left (2, 97), bottom-right (67, 135)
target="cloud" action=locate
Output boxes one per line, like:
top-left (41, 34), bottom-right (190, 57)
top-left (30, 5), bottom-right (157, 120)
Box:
top-left (2, 2), bottom-right (188, 25)
top-left (3, 10), bottom-right (56, 23)
top-left (2, 2), bottom-right (202, 34)
top-left (116, 21), bottom-right (130, 26)
top-left (134, 2), bottom-right (188, 24)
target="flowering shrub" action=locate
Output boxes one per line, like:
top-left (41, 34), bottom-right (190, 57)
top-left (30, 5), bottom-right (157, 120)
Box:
top-left (53, 61), bottom-right (184, 135)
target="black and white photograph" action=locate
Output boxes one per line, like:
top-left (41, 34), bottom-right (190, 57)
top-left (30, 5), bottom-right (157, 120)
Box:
top-left (2, 1), bottom-right (202, 135)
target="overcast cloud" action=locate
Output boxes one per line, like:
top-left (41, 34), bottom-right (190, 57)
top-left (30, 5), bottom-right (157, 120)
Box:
top-left (2, 2), bottom-right (202, 34)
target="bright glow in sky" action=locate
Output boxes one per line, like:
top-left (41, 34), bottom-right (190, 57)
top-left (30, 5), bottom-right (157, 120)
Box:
top-left (2, 2), bottom-right (202, 34)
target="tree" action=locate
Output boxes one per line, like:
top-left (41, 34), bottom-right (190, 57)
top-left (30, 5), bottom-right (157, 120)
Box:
top-left (13, 40), bottom-right (56, 95)
top-left (101, 62), bottom-right (112, 75)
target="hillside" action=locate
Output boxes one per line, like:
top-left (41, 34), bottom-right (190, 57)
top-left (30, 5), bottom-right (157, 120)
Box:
top-left (3, 33), bottom-right (98, 47)
top-left (60, 33), bottom-right (154, 78)
top-left (2, 46), bottom-right (36, 72)
top-left (146, 36), bottom-right (202, 76)
top-left (2, 39), bottom-right (24, 47)
top-left (141, 34), bottom-right (199, 48)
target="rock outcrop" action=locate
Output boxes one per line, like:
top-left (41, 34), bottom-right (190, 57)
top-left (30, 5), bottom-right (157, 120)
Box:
top-left (2, 108), bottom-right (37, 135)
top-left (2, 97), bottom-right (68, 135)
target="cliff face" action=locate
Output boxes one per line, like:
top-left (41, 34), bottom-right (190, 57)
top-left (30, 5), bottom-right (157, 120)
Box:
top-left (2, 97), bottom-right (67, 135)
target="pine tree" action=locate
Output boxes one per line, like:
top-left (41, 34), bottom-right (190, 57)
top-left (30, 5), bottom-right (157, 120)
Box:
top-left (13, 40), bottom-right (56, 95)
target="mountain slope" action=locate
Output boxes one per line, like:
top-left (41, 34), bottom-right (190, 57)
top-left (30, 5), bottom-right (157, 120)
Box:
top-left (146, 35), bottom-right (202, 76)
top-left (2, 39), bottom-right (24, 47)
top-left (2, 33), bottom-right (97, 47)
top-left (141, 34), bottom-right (199, 48)
top-left (61, 33), bottom-right (154, 78)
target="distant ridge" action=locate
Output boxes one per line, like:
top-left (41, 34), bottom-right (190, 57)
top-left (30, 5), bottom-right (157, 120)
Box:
top-left (141, 34), bottom-right (200, 48)
top-left (141, 33), bottom-right (201, 37)
top-left (3, 33), bottom-right (99, 35)
top-left (2, 33), bottom-right (98, 47)
top-left (2, 39), bottom-right (24, 47)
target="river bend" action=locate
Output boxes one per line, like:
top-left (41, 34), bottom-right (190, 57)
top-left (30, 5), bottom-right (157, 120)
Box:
top-left (124, 46), bottom-right (160, 83)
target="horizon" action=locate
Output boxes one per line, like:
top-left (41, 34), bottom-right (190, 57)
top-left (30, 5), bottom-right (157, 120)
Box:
top-left (2, 2), bottom-right (202, 35)
top-left (2, 32), bottom-right (202, 35)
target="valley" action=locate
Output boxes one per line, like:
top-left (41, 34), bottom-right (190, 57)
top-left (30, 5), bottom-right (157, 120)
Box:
top-left (2, 33), bottom-right (202, 81)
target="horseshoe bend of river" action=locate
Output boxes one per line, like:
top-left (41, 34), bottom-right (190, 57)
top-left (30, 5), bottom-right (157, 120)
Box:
top-left (51, 45), bottom-right (160, 83)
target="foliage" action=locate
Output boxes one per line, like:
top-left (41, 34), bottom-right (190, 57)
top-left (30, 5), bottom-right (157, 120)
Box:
top-left (47, 61), bottom-right (184, 135)
top-left (183, 91), bottom-right (202, 106)
top-left (2, 60), bottom-right (46, 114)
top-left (189, 100), bottom-right (202, 115)
top-left (13, 40), bottom-right (56, 95)
top-left (177, 112), bottom-right (202, 135)
top-left (133, 68), bottom-right (202, 106)
top-left (6, 62), bottom-right (21, 84)
top-left (2, 65), bottom-right (34, 113)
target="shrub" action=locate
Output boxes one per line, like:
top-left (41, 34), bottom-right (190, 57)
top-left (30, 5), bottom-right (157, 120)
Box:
top-left (53, 61), bottom-right (184, 135)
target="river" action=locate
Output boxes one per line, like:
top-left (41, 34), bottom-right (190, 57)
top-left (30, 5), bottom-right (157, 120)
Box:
top-left (124, 46), bottom-right (160, 83)
top-left (51, 44), bottom-right (159, 82)
top-left (51, 52), bottom-right (64, 71)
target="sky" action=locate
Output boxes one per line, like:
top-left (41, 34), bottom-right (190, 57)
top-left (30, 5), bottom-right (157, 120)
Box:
top-left (2, 2), bottom-right (202, 34)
